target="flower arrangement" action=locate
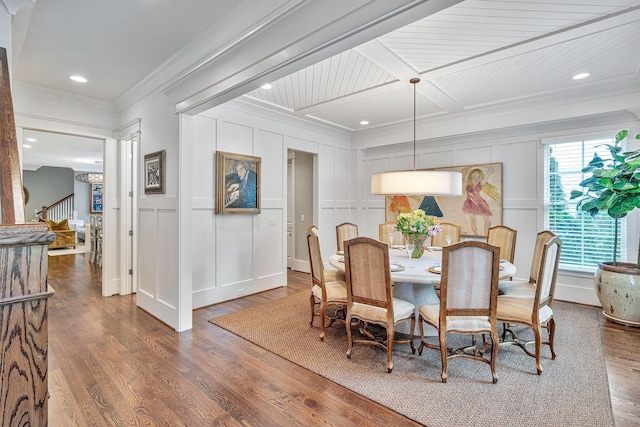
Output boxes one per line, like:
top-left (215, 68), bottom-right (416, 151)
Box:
top-left (395, 209), bottom-right (441, 236)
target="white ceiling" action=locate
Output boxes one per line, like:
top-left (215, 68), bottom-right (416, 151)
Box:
top-left (10, 0), bottom-right (640, 170)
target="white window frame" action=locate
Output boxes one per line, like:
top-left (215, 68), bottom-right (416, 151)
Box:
top-left (542, 131), bottom-right (627, 273)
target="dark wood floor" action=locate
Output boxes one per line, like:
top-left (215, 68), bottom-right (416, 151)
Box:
top-left (47, 253), bottom-right (640, 426)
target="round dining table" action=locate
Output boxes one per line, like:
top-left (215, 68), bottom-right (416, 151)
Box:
top-left (328, 246), bottom-right (517, 335)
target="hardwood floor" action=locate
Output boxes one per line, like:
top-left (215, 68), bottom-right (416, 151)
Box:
top-left (47, 253), bottom-right (640, 426)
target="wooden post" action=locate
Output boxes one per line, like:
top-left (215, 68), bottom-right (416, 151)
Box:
top-left (0, 224), bottom-right (55, 426)
top-left (0, 47), bottom-right (26, 224)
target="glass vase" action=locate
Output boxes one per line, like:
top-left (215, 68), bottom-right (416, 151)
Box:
top-left (403, 234), bottom-right (428, 258)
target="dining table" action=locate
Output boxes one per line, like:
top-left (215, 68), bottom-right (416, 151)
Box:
top-left (329, 245), bottom-right (517, 335)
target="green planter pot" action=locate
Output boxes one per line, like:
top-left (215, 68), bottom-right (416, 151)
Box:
top-left (595, 262), bottom-right (640, 327)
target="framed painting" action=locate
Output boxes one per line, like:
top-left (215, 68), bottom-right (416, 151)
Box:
top-left (144, 150), bottom-right (165, 194)
top-left (385, 162), bottom-right (503, 237)
top-left (90, 183), bottom-right (103, 214)
top-left (215, 151), bottom-right (261, 214)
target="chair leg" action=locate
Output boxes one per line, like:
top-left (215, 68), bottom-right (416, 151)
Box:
top-left (386, 323), bottom-right (394, 373)
top-left (439, 331), bottom-right (448, 383)
top-left (409, 314), bottom-right (416, 354)
top-left (346, 312), bottom-right (353, 359)
top-left (319, 301), bottom-right (327, 341)
top-left (490, 329), bottom-right (499, 384)
top-left (309, 294), bottom-right (315, 326)
top-left (417, 314), bottom-right (426, 355)
top-left (533, 325), bottom-right (543, 375)
top-left (548, 317), bottom-right (557, 360)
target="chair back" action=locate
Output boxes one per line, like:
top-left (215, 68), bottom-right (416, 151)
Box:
top-left (379, 222), bottom-right (403, 245)
top-left (440, 241), bottom-right (500, 320)
top-left (529, 230), bottom-right (556, 284)
top-left (344, 237), bottom-right (391, 310)
top-left (533, 236), bottom-right (562, 309)
top-left (487, 225), bottom-right (517, 263)
top-left (431, 223), bottom-right (461, 247)
top-left (306, 226), bottom-right (325, 289)
top-left (336, 222), bottom-right (358, 251)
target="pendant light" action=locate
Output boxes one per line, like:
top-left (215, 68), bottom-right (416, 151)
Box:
top-left (371, 78), bottom-right (462, 196)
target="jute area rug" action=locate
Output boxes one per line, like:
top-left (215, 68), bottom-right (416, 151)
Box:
top-left (210, 292), bottom-right (613, 427)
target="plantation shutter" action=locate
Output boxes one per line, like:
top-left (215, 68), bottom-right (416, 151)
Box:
top-left (543, 135), bottom-right (627, 272)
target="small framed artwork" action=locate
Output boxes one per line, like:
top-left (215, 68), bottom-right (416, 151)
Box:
top-left (90, 183), bottom-right (103, 214)
top-left (144, 150), bottom-right (166, 194)
top-left (215, 151), bottom-right (261, 214)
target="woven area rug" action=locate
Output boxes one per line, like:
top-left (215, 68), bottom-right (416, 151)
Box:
top-left (210, 292), bottom-right (614, 427)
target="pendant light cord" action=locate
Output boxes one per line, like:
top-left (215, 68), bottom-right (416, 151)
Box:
top-left (410, 78), bottom-right (420, 172)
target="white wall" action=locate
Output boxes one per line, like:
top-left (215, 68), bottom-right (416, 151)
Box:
top-left (188, 99), bottom-right (351, 310)
top-left (356, 113), bottom-right (640, 306)
top-left (120, 91), bottom-right (180, 327)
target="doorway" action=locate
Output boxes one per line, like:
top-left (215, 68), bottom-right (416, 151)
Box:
top-left (286, 149), bottom-right (314, 273)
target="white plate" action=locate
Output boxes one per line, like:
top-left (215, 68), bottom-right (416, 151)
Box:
top-left (389, 264), bottom-right (405, 272)
top-left (391, 245), bottom-right (405, 250)
top-left (427, 246), bottom-right (442, 251)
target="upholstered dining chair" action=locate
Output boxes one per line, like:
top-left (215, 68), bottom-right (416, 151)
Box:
top-left (379, 222), bottom-right (403, 246)
top-left (336, 222), bottom-right (358, 252)
top-left (344, 237), bottom-right (415, 373)
top-left (487, 225), bottom-right (517, 263)
top-left (418, 241), bottom-right (501, 383)
top-left (307, 226), bottom-right (347, 341)
top-left (499, 230), bottom-right (556, 298)
top-left (496, 235), bottom-right (561, 375)
top-left (430, 222), bottom-right (461, 247)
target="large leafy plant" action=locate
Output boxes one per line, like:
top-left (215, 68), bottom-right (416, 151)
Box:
top-left (570, 130), bottom-right (640, 267)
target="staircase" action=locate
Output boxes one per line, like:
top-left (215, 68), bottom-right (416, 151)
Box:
top-left (36, 193), bottom-right (75, 222)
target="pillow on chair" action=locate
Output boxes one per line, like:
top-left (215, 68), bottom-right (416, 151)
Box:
top-left (39, 218), bottom-right (71, 231)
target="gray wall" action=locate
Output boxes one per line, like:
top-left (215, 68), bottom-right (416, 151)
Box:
top-left (23, 166), bottom-right (75, 221)
top-left (293, 151), bottom-right (313, 262)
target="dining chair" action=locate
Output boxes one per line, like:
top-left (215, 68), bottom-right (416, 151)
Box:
top-left (336, 222), bottom-right (358, 252)
top-left (344, 237), bottom-right (415, 373)
top-left (307, 226), bottom-right (347, 341)
top-left (430, 222), bottom-right (461, 247)
top-left (418, 241), bottom-right (501, 383)
top-left (487, 225), bottom-right (517, 263)
top-left (496, 235), bottom-right (561, 374)
top-left (379, 222), bottom-right (403, 246)
top-left (499, 230), bottom-right (556, 298)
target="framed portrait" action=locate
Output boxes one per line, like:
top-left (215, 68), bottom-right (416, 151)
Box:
top-left (144, 150), bottom-right (165, 194)
top-left (90, 183), bottom-right (103, 214)
top-left (215, 151), bottom-right (261, 214)
top-left (385, 162), bottom-right (503, 237)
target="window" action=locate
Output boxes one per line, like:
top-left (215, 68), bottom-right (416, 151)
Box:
top-left (544, 134), bottom-right (626, 272)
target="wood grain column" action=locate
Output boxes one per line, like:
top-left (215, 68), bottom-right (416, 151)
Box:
top-left (0, 47), bottom-right (26, 224)
top-left (0, 224), bottom-right (55, 426)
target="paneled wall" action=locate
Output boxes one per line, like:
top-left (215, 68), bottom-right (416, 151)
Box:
top-left (357, 115), bottom-right (639, 306)
top-left (190, 101), bottom-right (351, 309)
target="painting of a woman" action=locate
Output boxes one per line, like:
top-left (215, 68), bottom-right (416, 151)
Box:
top-left (462, 167), bottom-right (499, 235)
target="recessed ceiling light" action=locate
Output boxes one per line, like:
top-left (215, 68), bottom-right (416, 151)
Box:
top-left (23, 144), bottom-right (32, 148)
top-left (26, 138), bottom-right (37, 142)
top-left (572, 72), bottom-right (590, 80)
top-left (360, 120), bottom-right (370, 125)
top-left (261, 83), bottom-right (272, 90)
top-left (70, 75), bottom-right (88, 83)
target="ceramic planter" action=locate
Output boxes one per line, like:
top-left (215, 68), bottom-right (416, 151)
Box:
top-left (595, 262), bottom-right (640, 327)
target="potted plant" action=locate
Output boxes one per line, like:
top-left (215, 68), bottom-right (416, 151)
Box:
top-left (395, 209), bottom-right (441, 258)
top-left (570, 129), bottom-right (640, 326)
